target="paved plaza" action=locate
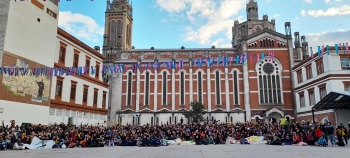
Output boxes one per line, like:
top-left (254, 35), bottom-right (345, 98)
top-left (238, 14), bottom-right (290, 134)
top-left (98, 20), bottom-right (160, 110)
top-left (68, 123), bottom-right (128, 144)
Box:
top-left (1, 145), bottom-right (349, 158)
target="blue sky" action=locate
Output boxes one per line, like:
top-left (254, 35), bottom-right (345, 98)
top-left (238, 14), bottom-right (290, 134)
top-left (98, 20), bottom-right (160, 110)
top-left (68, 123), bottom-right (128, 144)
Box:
top-left (58, 0), bottom-right (350, 50)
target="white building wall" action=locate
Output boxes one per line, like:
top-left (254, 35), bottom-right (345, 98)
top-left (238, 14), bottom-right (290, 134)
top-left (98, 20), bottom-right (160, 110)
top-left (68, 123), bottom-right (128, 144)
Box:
top-left (0, 1), bottom-right (58, 125)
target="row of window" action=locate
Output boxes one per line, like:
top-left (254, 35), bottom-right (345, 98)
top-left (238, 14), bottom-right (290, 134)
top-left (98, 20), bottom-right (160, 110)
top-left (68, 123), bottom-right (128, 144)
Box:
top-left (296, 60), bottom-right (324, 84)
top-left (59, 43), bottom-right (100, 79)
top-left (341, 58), bottom-right (350, 70)
top-left (126, 71), bottom-right (240, 106)
top-left (55, 78), bottom-right (107, 107)
top-left (299, 87), bottom-right (326, 108)
top-left (49, 108), bottom-right (106, 120)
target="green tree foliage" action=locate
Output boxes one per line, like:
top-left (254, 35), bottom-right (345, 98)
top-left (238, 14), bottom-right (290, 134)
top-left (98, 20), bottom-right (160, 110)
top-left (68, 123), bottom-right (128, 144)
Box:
top-left (182, 101), bottom-right (205, 122)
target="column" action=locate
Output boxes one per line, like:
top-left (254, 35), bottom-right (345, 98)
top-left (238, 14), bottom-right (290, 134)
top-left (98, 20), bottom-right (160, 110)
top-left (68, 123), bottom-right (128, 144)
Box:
top-left (242, 41), bottom-right (251, 121)
top-left (172, 68), bottom-right (175, 111)
top-left (207, 67), bottom-right (211, 112)
top-left (136, 64), bottom-right (141, 112)
top-left (154, 70), bottom-right (158, 112)
top-left (189, 66), bottom-right (193, 109)
top-left (225, 67), bottom-right (230, 112)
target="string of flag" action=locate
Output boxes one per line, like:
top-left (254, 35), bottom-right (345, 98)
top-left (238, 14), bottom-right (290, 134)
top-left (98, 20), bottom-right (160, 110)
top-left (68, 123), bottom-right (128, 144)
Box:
top-left (1, 43), bottom-right (348, 77)
top-left (12, 0), bottom-right (94, 2)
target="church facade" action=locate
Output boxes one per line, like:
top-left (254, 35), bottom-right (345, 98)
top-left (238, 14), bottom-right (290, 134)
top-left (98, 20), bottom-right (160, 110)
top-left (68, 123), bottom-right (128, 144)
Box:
top-left (103, 0), bottom-right (304, 125)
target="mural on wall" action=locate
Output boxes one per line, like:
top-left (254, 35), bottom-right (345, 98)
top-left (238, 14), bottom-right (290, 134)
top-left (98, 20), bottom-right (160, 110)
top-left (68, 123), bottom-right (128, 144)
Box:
top-left (2, 59), bottom-right (51, 102)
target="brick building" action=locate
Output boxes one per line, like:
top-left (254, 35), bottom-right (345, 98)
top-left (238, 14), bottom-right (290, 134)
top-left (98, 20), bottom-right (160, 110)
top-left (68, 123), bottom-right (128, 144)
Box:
top-left (104, 0), bottom-right (300, 125)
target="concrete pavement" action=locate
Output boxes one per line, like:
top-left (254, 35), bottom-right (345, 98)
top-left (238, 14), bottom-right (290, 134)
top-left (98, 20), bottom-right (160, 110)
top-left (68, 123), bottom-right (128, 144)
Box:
top-left (0, 144), bottom-right (349, 158)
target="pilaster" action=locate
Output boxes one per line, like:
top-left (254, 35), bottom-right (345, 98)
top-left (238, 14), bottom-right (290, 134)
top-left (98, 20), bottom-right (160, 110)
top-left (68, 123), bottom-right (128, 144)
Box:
top-left (154, 69), bottom-right (158, 112)
top-left (136, 66), bottom-right (140, 112)
top-left (207, 67), bottom-right (211, 112)
top-left (225, 67), bottom-right (230, 112)
top-left (242, 41), bottom-right (251, 121)
top-left (172, 68), bottom-right (175, 111)
top-left (189, 66), bottom-right (193, 110)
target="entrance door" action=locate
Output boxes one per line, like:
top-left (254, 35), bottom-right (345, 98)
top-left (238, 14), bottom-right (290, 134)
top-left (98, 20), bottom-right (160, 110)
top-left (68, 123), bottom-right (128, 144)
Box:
top-left (268, 112), bottom-right (281, 124)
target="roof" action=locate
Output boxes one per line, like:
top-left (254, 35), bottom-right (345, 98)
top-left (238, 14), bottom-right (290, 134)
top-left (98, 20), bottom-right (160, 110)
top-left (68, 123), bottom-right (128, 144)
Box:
top-left (123, 47), bottom-right (239, 52)
top-left (57, 27), bottom-right (104, 59)
top-left (312, 91), bottom-right (350, 110)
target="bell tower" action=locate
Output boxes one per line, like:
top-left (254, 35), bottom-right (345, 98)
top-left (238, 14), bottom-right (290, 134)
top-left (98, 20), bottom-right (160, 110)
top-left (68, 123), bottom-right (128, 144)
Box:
top-left (247, 0), bottom-right (258, 21)
top-left (103, 0), bottom-right (133, 59)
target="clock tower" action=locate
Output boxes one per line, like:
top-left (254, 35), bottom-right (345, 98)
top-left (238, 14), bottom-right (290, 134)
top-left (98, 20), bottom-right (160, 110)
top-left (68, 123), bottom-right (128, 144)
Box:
top-left (103, 0), bottom-right (133, 59)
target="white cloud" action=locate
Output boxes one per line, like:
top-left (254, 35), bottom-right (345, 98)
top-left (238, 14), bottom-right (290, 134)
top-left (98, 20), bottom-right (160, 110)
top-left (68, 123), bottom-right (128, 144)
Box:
top-left (302, 5), bottom-right (350, 17)
top-left (156, 0), bottom-right (245, 45)
top-left (325, 0), bottom-right (342, 4)
top-left (301, 10), bottom-right (306, 16)
top-left (325, 0), bottom-right (330, 3)
top-left (156, 0), bottom-right (186, 13)
top-left (58, 11), bottom-right (104, 42)
top-left (272, 14), bottom-right (280, 18)
top-left (266, 0), bottom-right (272, 3)
top-left (306, 29), bottom-right (350, 50)
top-left (303, 0), bottom-right (312, 4)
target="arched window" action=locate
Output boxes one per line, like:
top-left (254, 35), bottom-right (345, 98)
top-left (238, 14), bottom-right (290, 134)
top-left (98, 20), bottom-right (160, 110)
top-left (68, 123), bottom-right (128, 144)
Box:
top-left (257, 58), bottom-right (282, 104)
top-left (144, 71), bottom-right (150, 105)
top-left (127, 72), bottom-right (132, 106)
top-left (215, 71), bottom-right (221, 105)
top-left (197, 71), bottom-right (203, 103)
top-left (260, 41), bottom-right (263, 47)
top-left (110, 21), bottom-right (116, 43)
top-left (162, 71), bottom-right (167, 105)
top-left (180, 71), bottom-right (185, 105)
top-left (233, 71), bottom-right (239, 105)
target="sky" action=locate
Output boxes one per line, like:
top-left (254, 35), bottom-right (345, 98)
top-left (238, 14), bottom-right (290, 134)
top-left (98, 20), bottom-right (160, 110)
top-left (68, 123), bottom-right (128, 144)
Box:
top-left (58, 0), bottom-right (350, 51)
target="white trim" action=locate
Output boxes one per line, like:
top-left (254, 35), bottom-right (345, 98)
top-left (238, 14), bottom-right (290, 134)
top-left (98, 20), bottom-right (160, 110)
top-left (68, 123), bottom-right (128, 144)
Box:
top-left (248, 48), bottom-right (288, 51)
top-left (250, 91), bottom-right (259, 93)
top-left (214, 70), bottom-right (222, 105)
top-left (154, 69), bottom-right (158, 112)
top-left (265, 107), bottom-right (284, 117)
top-left (126, 70), bottom-right (133, 106)
top-left (251, 115), bottom-right (264, 119)
top-left (143, 70), bottom-right (150, 106)
top-left (179, 70), bottom-right (186, 105)
top-left (256, 56), bottom-right (284, 104)
top-left (161, 71), bottom-right (168, 105)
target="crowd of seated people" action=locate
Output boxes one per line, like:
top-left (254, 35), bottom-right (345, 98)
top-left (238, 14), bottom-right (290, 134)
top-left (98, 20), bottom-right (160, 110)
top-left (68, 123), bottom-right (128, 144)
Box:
top-left (1, 119), bottom-right (349, 150)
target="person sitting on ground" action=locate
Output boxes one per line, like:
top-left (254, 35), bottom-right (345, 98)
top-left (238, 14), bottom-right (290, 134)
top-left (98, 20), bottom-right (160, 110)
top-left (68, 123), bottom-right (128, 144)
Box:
top-left (317, 136), bottom-right (327, 147)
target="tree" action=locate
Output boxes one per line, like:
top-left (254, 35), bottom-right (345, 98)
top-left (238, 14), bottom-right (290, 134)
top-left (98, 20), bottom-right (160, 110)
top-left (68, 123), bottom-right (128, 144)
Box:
top-left (182, 101), bottom-right (205, 123)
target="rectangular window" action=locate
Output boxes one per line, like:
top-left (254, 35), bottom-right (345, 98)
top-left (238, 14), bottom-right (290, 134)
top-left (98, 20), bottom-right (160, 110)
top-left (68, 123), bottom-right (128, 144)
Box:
top-left (180, 72), bottom-right (185, 105)
top-left (70, 82), bottom-right (77, 100)
top-left (309, 91), bottom-right (315, 106)
top-left (215, 71), bottom-right (221, 105)
top-left (145, 72), bottom-right (150, 105)
top-left (319, 87), bottom-right (327, 99)
top-left (345, 84), bottom-right (350, 91)
top-left (46, 8), bottom-right (57, 19)
top-left (233, 71), bottom-right (239, 105)
top-left (306, 66), bottom-right (312, 80)
top-left (55, 80), bottom-right (63, 97)
top-left (341, 58), bottom-right (350, 70)
top-left (162, 72), bottom-right (167, 105)
top-left (127, 72), bottom-right (132, 106)
top-left (59, 46), bottom-right (66, 63)
top-left (93, 89), bottom-right (98, 105)
top-left (73, 53), bottom-right (79, 67)
top-left (110, 21), bottom-right (116, 43)
top-left (95, 63), bottom-right (100, 78)
top-left (316, 60), bottom-right (324, 75)
top-left (117, 21), bottom-right (122, 35)
top-left (83, 85), bottom-right (88, 103)
top-left (297, 70), bottom-right (303, 84)
top-left (102, 92), bottom-right (107, 108)
top-left (198, 72), bottom-right (202, 103)
top-left (86, 58), bottom-right (90, 74)
top-left (300, 94), bottom-right (305, 108)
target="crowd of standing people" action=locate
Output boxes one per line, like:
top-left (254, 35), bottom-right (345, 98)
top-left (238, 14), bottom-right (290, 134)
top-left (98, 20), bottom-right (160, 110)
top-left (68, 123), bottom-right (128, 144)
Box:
top-left (0, 119), bottom-right (349, 150)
